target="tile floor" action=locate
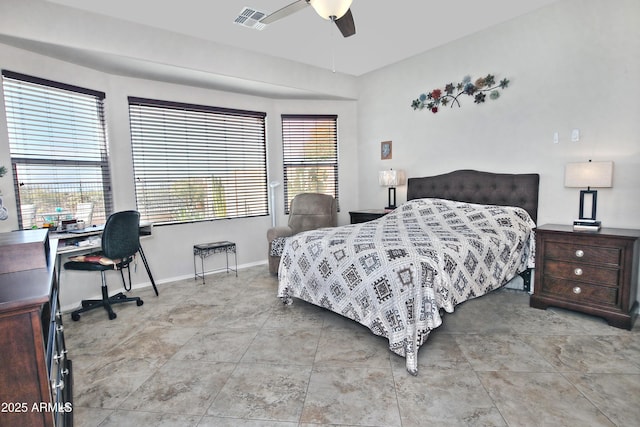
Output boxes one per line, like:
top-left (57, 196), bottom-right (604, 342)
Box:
top-left (64, 266), bottom-right (640, 427)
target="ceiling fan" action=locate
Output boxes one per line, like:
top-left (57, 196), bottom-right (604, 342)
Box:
top-left (261, 0), bottom-right (356, 37)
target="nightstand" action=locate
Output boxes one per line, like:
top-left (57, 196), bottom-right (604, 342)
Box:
top-left (349, 209), bottom-right (390, 224)
top-left (530, 224), bottom-right (640, 329)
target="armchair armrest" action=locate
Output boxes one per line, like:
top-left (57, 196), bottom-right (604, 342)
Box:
top-left (267, 226), bottom-right (294, 242)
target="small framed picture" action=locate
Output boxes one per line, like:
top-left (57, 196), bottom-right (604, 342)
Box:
top-left (381, 141), bottom-right (392, 160)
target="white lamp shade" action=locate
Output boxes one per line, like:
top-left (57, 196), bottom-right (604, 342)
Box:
top-left (309, 0), bottom-right (353, 20)
top-left (565, 161), bottom-right (613, 188)
top-left (379, 170), bottom-right (405, 187)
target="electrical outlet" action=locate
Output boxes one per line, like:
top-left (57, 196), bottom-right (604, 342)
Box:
top-left (553, 132), bottom-right (559, 144)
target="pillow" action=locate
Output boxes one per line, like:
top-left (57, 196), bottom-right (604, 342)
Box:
top-left (270, 236), bottom-right (288, 257)
top-left (68, 253), bottom-right (119, 266)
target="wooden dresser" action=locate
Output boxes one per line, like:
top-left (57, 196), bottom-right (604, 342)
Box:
top-left (0, 230), bottom-right (73, 426)
top-left (530, 224), bottom-right (640, 329)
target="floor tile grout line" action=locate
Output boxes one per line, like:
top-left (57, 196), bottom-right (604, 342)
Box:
top-left (296, 311), bottom-right (326, 425)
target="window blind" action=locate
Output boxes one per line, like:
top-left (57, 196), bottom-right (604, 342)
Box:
top-left (2, 70), bottom-right (112, 229)
top-left (128, 97), bottom-right (268, 224)
top-left (281, 114), bottom-right (339, 214)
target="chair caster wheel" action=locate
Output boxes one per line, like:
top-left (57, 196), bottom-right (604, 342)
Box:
top-left (108, 311), bottom-right (117, 320)
top-left (137, 299), bottom-right (144, 306)
top-left (71, 313), bottom-right (80, 321)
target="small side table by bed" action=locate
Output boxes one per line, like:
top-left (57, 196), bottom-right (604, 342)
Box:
top-left (349, 209), bottom-right (390, 224)
top-left (193, 241), bottom-right (237, 284)
top-left (530, 224), bottom-right (640, 329)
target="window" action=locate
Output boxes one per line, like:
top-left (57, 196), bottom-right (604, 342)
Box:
top-left (128, 97), bottom-right (268, 225)
top-left (281, 114), bottom-right (339, 214)
top-left (2, 70), bottom-right (112, 229)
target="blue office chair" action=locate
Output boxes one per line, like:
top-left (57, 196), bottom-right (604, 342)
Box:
top-left (65, 210), bottom-right (144, 320)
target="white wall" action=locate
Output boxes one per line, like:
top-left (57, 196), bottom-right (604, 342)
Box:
top-left (0, 44), bottom-right (359, 311)
top-left (357, 0), bottom-right (640, 230)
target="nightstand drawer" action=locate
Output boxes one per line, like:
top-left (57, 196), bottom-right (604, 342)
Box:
top-left (541, 276), bottom-right (618, 305)
top-left (543, 260), bottom-right (619, 286)
top-left (545, 242), bottom-right (621, 266)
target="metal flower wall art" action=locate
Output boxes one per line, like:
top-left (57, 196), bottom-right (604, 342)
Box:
top-left (411, 74), bottom-right (509, 114)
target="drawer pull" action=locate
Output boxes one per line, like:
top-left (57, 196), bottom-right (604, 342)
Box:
top-left (573, 286), bottom-right (582, 294)
top-left (51, 379), bottom-right (65, 392)
top-left (53, 350), bottom-right (67, 364)
top-left (575, 249), bottom-right (584, 258)
top-left (574, 268), bottom-right (583, 276)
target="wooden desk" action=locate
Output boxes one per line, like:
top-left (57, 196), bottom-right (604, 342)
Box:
top-left (53, 227), bottom-right (103, 254)
top-left (53, 222), bottom-right (152, 253)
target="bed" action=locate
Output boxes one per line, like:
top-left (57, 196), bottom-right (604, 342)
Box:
top-left (277, 169), bottom-right (540, 375)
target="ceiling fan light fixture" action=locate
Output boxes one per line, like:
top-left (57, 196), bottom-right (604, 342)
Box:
top-left (309, 0), bottom-right (352, 20)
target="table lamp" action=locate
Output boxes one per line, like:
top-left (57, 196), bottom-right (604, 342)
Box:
top-left (564, 160), bottom-right (613, 227)
top-left (378, 169), bottom-right (405, 210)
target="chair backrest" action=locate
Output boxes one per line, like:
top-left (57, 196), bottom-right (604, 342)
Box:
top-left (101, 210), bottom-right (140, 260)
top-left (288, 193), bottom-right (337, 234)
top-left (75, 202), bottom-right (94, 225)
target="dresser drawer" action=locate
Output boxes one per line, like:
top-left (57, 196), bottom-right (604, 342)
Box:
top-left (544, 242), bottom-right (621, 266)
top-left (540, 276), bottom-right (618, 306)
top-left (543, 260), bottom-right (619, 286)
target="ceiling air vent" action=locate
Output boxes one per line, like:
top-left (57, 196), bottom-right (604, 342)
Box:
top-left (234, 7), bottom-right (267, 30)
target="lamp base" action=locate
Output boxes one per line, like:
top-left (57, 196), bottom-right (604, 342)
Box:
top-left (578, 189), bottom-right (598, 221)
top-left (573, 219), bottom-right (601, 232)
top-left (385, 187), bottom-right (397, 211)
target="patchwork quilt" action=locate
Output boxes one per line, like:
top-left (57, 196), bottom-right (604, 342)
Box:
top-left (277, 198), bottom-right (536, 374)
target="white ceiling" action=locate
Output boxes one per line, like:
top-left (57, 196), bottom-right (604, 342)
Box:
top-left (46, 0), bottom-right (559, 77)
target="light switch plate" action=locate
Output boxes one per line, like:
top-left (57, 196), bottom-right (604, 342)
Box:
top-left (571, 128), bottom-right (580, 142)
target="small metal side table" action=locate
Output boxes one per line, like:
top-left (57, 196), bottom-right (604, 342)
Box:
top-left (193, 241), bottom-right (237, 284)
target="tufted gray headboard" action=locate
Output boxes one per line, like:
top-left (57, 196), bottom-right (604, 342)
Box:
top-left (407, 170), bottom-right (540, 224)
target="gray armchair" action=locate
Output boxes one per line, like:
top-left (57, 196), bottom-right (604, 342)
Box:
top-left (267, 193), bottom-right (338, 275)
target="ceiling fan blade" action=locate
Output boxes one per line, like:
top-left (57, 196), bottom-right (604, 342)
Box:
top-left (334, 8), bottom-right (355, 37)
top-left (261, 0), bottom-right (310, 25)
